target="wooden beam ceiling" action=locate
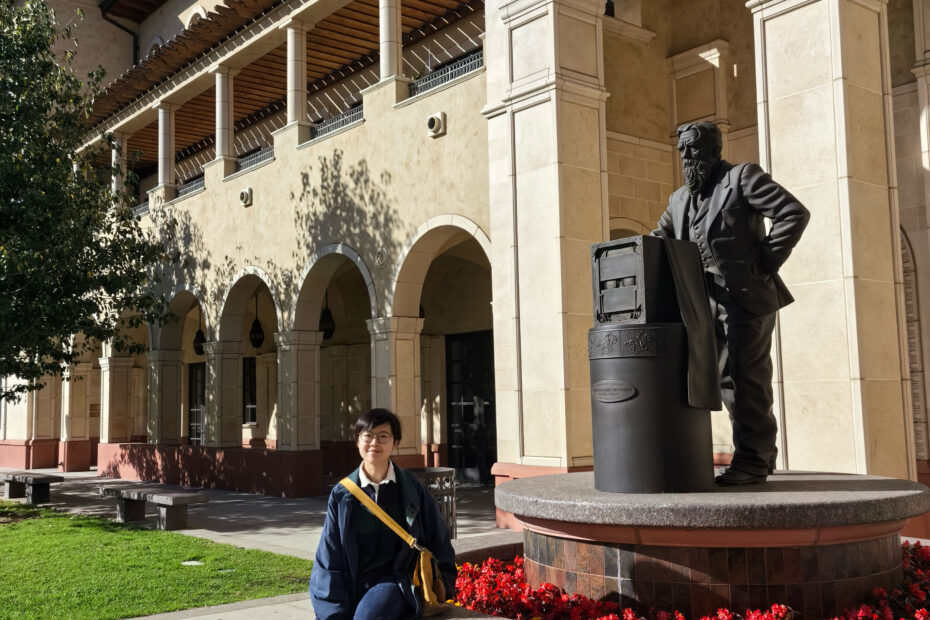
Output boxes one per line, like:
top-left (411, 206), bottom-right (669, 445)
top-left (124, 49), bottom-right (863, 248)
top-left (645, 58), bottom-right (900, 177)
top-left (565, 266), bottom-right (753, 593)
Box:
top-left (109, 0), bottom-right (483, 173)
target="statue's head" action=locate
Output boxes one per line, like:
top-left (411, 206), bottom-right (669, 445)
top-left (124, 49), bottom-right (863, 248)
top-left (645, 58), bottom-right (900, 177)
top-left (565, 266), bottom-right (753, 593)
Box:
top-left (677, 121), bottom-right (722, 194)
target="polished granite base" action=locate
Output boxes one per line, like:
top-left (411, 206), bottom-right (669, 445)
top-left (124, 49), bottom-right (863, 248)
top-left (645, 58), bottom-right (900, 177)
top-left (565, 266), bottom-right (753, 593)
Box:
top-left (496, 471), bottom-right (930, 616)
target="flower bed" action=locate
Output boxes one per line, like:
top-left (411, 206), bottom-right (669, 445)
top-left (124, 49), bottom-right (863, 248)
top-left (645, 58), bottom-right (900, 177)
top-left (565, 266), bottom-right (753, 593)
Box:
top-left (453, 542), bottom-right (930, 620)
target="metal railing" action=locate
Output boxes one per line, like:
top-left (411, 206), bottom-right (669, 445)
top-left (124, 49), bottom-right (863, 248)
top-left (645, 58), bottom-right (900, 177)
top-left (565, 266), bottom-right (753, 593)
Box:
top-left (235, 147), bottom-right (274, 173)
top-left (176, 176), bottom-right (205, 198)
top-left (409, 49), bottom-right (484, 97)
top-left (133, 201), bottom-right (149, 217)
top-left (309, 105), bottom-right (364, 140)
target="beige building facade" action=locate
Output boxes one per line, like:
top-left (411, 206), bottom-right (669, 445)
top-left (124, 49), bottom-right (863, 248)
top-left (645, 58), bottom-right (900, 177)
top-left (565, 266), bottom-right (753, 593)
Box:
top-left (2, 0), bottom-right (930, 511)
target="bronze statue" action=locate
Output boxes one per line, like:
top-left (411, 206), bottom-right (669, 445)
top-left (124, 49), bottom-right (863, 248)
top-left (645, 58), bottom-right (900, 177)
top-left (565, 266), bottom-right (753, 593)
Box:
top-left (652, 121), bottom-right (810, 485)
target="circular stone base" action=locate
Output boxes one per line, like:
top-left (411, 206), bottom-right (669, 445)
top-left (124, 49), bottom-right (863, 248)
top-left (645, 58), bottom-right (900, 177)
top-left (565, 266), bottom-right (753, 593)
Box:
top-left (523, 530), bottom-right (901, 618)
top-left (496, 472), bottom-right (930, 616)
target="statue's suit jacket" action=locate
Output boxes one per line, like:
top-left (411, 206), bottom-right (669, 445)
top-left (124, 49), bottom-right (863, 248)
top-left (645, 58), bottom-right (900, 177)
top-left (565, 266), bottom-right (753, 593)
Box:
top-left (653, 161), bottom-right (810, 317)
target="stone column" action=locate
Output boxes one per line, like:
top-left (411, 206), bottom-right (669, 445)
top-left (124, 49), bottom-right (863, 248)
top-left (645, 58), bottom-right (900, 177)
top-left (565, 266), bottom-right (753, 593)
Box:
top-left (483, 0), bottom-right (609, 479)
top-left (147, 350), bottom-right (183, 445)
top-left (379, 0), bottom-right (402, 80)
top-left (208, 66), bottom-right (239, 179)
top-left (60, 363), bottom-right (92, 471)
top-left (204, 341), bottom-right (242, 448)
top-left (286, 23), bottom-right (309, 125)
top-left (215, 68), bottom-right (235, 159)
top-left (367, 317), bottom-right (424, 459)
top-left (915, 0), bottom-right (930, 236)
top-left (99, 356), bottom-right (134, 444)
top-left (269, 20), bottom-right (313, 147)
top-left (110, 133), bottom-right (128, 195)
top-left (156, 102), bottom-right (176, 195)
top-left (26, 378), bottom-right (61, 468)
top-left (275, 330), bottom-right (322, 450)
top-left (750, 0), bottom-right (911, 477)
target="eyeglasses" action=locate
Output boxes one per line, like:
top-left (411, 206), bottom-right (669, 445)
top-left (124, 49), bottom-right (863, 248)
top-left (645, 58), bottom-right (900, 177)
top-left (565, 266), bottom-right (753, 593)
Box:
top-left (359, 432), bottom-right (394, 445)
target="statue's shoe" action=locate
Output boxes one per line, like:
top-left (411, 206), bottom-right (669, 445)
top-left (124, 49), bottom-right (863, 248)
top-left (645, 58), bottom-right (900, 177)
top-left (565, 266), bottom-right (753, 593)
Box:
top-left (714, 468), bottom-right (766, 486)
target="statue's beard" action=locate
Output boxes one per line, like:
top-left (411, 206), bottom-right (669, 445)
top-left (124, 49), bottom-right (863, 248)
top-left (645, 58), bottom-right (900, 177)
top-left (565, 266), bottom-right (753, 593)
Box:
top-left (683, 158), bottom-right (712, 194)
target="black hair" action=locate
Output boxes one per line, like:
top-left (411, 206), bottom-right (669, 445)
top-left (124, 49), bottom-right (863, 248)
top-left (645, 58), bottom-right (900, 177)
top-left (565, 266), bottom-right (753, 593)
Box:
top-left (677, 121), bottom-right (723, 160)
top-left (354, 408), bottom-right (402, 442)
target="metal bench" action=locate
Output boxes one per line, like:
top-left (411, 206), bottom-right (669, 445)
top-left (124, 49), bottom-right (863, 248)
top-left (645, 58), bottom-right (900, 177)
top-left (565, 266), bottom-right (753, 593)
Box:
top-left (100, 486), bottom-right (208, 531)
top-left (0, 472), bottom-right (64, 504)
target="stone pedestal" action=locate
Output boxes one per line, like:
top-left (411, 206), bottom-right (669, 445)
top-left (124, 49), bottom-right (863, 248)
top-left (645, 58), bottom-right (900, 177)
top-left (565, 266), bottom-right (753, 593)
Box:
top-left (497, 472), bottom-right (930, 618)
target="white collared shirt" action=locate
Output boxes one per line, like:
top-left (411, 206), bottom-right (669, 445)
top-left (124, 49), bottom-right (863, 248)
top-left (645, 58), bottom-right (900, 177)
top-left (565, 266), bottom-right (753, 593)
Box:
top-left (358, 460), bottom-right (396, 502)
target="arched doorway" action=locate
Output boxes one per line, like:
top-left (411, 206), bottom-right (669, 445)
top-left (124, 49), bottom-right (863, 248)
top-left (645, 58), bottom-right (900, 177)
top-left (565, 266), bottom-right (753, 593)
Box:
top-left (152, 289), bottom-right (209, 446)
top-left (217, 273), bottom-right (281, 449)
top-left (392, 220), bottom-right (493, 483)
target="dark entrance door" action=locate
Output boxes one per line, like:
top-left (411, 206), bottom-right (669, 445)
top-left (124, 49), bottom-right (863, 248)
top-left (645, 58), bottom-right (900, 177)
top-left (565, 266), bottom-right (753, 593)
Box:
top-left (446, 330), bottom-right (496, 484)
top-left (188, 362), bottom-right (206, 445)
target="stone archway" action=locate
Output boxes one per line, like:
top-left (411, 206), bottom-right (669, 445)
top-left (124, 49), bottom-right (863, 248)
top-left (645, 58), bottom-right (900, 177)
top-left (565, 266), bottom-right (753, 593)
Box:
top-left (148, 287), bottom-right (209, 446)
top-left (213, 271), bottom-right (282, 449)
top-left (293, 244), bottom-right (377, 476)
top-left (389, 216), bottom-right (493, 478)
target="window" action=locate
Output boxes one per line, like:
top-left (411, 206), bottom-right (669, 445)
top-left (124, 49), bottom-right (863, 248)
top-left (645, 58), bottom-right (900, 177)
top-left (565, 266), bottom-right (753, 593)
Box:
top-left (243, 356), bottom-right (257, 425)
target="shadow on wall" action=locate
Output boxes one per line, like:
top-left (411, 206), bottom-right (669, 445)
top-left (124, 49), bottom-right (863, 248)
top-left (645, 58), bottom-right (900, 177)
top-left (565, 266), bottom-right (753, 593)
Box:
top-left (151, 148), bottom-right (405, 327)
top-left (293, 149), bottom-right (404, 309)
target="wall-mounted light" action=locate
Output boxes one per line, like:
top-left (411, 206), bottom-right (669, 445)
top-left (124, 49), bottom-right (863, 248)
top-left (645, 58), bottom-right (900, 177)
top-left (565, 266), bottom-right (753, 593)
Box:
top-left (319, 290), bottom-right (335, 341)
top-left (193, 306), bottom-right (206, 356)
top-left (249, 293), bottom-right (264, 348)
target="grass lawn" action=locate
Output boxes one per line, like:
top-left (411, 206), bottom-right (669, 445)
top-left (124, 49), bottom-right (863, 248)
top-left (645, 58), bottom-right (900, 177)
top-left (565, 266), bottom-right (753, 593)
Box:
top-left (0, 501), bottom-right (313, 620)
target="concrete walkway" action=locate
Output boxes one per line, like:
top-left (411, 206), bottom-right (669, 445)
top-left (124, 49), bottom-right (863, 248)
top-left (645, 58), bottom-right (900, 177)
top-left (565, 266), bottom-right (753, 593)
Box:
top-left (1, 467), bottom-right (514, 619)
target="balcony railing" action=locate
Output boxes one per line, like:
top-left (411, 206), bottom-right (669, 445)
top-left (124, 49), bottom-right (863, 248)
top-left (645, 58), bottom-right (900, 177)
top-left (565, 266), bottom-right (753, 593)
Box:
top-left (409, 49), bottom-right (484, 97)
top-left (176, 175), bottom-right (205, 199)
top-left (133, 201), bottom-right (149, 217)
top-left (309, 105), bottom-right (364, 140)
top-left (235, 147), bottom-right (274, 173)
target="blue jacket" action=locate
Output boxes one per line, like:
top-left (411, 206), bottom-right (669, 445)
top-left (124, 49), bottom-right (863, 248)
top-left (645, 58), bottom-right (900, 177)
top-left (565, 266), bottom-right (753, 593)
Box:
top-left (309, 464), bottom-right (457, 619)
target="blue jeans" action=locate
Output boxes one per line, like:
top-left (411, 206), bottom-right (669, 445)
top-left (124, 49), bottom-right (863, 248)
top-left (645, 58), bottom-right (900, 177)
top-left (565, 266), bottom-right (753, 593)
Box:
top-left (353, 579), bottom-right (410, 620)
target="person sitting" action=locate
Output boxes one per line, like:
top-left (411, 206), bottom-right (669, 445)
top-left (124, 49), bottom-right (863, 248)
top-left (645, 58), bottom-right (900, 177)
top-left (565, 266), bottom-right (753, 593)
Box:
top-left (310, 408), bottom-right (456, 619)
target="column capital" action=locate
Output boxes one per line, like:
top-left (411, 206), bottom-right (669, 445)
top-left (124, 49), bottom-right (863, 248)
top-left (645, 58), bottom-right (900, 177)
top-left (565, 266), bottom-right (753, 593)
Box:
top-left (499, 0), bottom-right (602, 23)
top-left (913, 62), bottom-right (930, 79)
top-left (210, 64), bottom-right (242, 77)
top-left (274, 330), bottom-right (324, 348)
top-left (747, 0), bottom-right (886, 14)
top-left (151, 100), bottom-right (176, 112)
top-left (203, 341), bottom-right (241, 357)
top-left (99, 356), bottom-right (135, 371)
top-left (366, 316), bottom-right (425, 337)
top-left (147, 349), bottom-right (184, 363)
top-left (279, 17), bottom-right (315, 32)
top-left (64, 362), bottom-right (93, 378)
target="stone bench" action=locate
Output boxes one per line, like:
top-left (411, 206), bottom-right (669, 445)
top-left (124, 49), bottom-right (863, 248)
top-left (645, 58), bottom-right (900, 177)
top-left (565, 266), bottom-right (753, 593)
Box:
top-left (1, 472), bottom-right (64, 504)
top-left (100, 486), bottom-right (208, 531)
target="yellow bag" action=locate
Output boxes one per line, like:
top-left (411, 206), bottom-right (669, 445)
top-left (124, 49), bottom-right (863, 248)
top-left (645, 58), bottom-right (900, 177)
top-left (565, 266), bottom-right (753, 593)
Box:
top-left (340, 477), bottom-right (447, 616)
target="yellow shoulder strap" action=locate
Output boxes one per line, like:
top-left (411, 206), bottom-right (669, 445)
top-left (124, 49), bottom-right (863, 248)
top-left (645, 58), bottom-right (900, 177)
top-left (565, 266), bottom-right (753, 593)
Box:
top-left (340, 477), bottom-right (419, 549)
